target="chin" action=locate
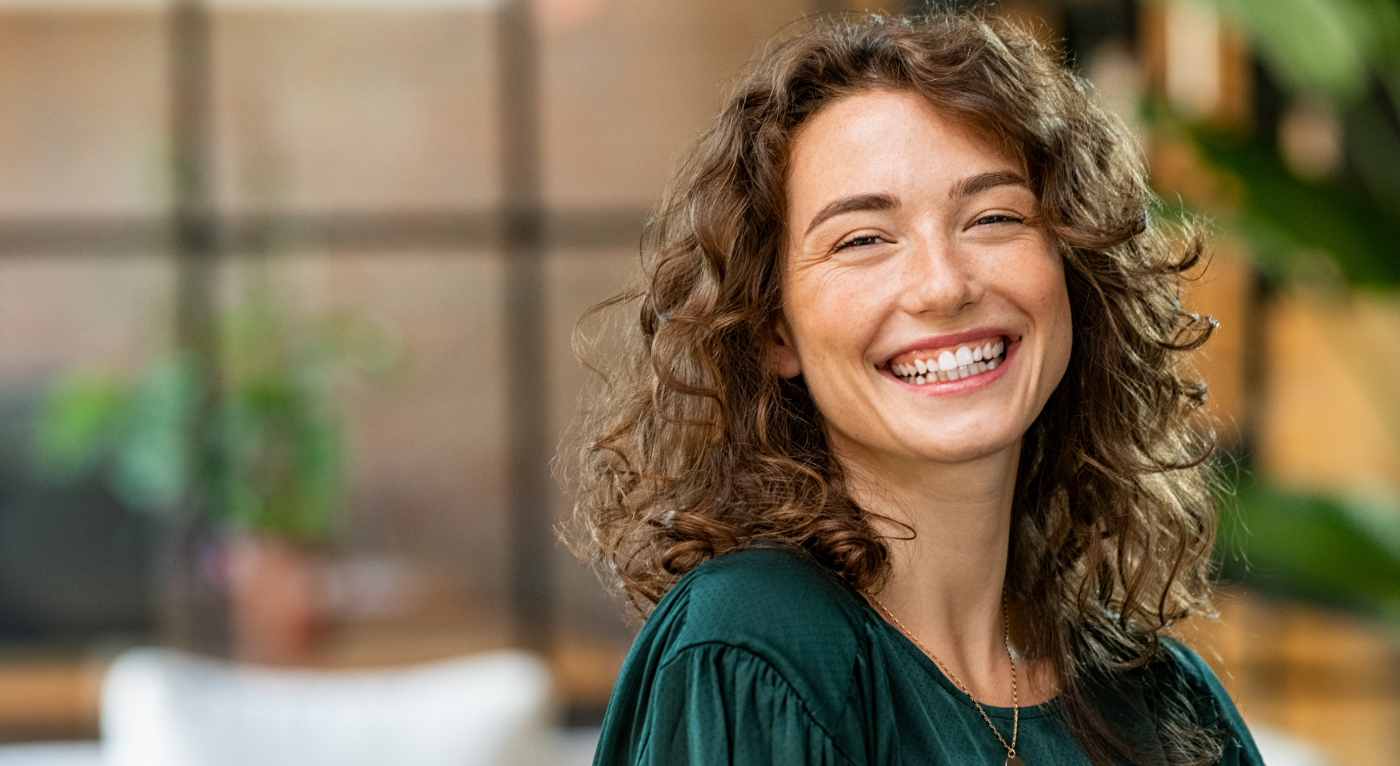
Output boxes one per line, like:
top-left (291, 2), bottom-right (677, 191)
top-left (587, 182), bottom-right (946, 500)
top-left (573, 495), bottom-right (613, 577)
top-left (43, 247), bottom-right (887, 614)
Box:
top-left (918, 440), bottom-right (1017, 465)
top-left (892, 426), bottom-right (1024, 465)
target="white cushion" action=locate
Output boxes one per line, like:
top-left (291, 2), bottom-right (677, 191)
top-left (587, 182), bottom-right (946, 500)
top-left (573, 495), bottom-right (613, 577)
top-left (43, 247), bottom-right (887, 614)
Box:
top-left (1249, 722), bottom-right (1331, 766)
top-left (0, 743), bottom-right (101, 766)
top-left (100, 648), bottom-right (552, 766)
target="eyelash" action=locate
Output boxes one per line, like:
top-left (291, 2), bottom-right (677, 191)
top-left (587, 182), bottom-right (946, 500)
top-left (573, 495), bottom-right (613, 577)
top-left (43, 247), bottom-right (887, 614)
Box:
top-left (974, 213), bottom-right (1025, 226)
top-left (834, 213), bottom-right (1025, 251)
top-left (835, 234), bottom-right (885, 251)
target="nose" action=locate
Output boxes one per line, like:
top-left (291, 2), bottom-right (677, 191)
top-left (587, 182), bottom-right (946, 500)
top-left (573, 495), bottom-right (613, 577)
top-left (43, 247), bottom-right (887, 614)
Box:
top-left (897, 232), bottom-right (979, 316)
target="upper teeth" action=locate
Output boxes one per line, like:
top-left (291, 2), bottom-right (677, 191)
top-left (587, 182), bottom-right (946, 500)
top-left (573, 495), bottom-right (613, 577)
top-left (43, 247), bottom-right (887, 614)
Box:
top-left (891, 339), bottom-right (1005, 382)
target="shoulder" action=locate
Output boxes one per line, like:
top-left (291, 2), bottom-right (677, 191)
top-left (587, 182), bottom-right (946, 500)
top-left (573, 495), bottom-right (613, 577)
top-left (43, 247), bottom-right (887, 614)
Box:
top-left (1160, 639), bottom-right (1215, 684)
top-left (662, 546), bottom-right (870, 658)
top-left (1156, 638), bottom-right (1231, 708)
top-left (640, 546), bottom-right (872, 717)
top-left (669, 547), bottom-right (868, 641)
top-left (1157, 639), bottom-right (1266, 764)
top-left (595, 547), bottom-right (872, 765)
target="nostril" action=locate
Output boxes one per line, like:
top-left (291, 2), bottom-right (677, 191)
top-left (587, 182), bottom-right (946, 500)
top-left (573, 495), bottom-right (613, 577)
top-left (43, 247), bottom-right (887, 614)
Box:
top-left (899, 261), bottom-right (978, 315)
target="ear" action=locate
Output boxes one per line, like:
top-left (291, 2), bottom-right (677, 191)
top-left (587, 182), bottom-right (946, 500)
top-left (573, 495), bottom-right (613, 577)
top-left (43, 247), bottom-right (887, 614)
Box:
top-left (768, 314), bottom-right (803, 379)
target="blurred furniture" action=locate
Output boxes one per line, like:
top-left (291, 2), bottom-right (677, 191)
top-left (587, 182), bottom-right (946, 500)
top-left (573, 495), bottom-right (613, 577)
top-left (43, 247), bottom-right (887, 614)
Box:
top-left (0, 743), bottom-right (98, 766)
top-left (0, 733), bottom-right (603, 766)
top-left (0, 658), bottom-right (104, 743)
top-left (100, 648), bottom-right (552, 766)
top-left (1251, 728), bottom-right (1332, 766)
top-left (0, 556), bottom-right (628, 749)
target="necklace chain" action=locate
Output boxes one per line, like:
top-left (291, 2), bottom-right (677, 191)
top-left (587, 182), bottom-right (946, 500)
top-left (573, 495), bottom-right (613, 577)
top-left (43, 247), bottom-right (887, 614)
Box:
top-left (868, 594), bottom-right (1019, 759)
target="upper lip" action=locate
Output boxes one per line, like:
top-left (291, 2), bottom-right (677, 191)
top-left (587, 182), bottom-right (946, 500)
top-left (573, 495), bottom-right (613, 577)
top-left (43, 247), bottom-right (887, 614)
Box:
top-left (881, 326), bottom-right (1017, 365)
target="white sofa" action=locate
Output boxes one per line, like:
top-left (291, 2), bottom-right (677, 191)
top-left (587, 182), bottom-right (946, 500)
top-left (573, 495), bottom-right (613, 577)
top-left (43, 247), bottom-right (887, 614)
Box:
top-left (0, 647), bottom-right (573, 766)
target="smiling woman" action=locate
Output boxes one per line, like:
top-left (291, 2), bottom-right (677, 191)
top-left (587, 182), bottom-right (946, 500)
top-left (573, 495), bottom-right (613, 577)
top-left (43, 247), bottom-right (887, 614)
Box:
top-left (567, 11), bottom-right (1262, 766)
top-left (773, 90), bottom-right (1072, 475)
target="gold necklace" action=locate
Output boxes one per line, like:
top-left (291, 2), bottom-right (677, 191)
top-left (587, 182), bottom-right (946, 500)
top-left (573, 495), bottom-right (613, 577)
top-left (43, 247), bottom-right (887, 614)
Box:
top-left (868, 595), bottom-right (1026, 766)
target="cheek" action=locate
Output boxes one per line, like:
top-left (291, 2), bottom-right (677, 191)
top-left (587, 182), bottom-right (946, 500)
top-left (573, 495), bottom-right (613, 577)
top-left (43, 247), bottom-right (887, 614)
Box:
top-left (1039, 265), bottom-right (1074, 385)
top-left (995, 240), bottom-right (1073, 385)
top-left (786, 268), bottom-right (886, 358)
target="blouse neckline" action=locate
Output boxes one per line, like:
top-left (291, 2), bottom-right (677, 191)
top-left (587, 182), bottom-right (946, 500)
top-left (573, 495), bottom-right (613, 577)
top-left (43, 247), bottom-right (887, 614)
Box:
top-left (857, 596), bottom-right (1062, 721)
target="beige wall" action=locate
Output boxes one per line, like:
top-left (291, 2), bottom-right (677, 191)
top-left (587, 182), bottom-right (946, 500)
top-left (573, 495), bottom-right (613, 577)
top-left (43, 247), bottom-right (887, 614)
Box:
top-left (0, 0), bottom-right (815, 645)
top-left (0, 13), bottom-right (168, 216)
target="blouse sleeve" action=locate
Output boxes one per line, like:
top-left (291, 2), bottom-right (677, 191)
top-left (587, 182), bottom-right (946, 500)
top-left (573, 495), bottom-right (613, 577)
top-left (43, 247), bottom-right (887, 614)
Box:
top-left (1167, 643), bottom-right (1266, 766)
top-left (628, 642), bottom-right (860, 766)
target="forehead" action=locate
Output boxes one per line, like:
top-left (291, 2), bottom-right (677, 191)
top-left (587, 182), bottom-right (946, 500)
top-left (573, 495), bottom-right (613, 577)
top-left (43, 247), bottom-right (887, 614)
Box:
top-left (785, 89), bottom-right (1023, 199)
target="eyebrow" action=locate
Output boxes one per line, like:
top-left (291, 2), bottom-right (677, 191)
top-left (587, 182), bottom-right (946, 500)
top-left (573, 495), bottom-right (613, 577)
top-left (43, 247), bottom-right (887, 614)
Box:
top-left (803, 193), bottom-right (898, 237)
top-left (950, 170), bottom-right (1030, 200)
top-left (801, 172), bottom-right (1031, 238)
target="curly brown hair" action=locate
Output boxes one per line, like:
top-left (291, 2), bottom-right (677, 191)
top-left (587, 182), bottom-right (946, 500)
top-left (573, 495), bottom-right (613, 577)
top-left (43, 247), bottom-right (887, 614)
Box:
top-left (567, 11), bottom-right (1221, 766)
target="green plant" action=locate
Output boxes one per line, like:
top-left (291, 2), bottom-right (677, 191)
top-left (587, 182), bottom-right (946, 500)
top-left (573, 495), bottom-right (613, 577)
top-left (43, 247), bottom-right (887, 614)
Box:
top-left (1152, 0), bottom-right (1400, 617)
top-left (1163, 0), bottom-right (1400, 289)
top-left (36, 301), bottom-right (364, 543)
top-left (1217, 479), bottom-right (1400, 623)
top-left (38, 356), bottom-right (197, 517)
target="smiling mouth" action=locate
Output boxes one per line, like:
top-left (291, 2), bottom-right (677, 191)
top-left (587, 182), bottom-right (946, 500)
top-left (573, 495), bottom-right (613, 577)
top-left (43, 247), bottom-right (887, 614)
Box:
top-left (886, 336), bottom-right (1008, 385)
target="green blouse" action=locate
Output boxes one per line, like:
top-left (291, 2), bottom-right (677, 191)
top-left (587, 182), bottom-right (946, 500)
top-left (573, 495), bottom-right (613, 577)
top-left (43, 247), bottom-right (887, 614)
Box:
top-left (594, 547), bottom-right (1264, 766)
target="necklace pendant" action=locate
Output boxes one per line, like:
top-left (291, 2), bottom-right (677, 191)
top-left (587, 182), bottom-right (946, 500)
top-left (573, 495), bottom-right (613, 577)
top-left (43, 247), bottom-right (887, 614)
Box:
top-left (1006, 757), bottom-right (1027, 766)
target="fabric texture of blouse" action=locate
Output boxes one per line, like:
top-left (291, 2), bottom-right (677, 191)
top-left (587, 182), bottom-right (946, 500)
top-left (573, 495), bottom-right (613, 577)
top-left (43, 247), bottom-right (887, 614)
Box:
top-left (593, 546), bottom-right (1265, 766)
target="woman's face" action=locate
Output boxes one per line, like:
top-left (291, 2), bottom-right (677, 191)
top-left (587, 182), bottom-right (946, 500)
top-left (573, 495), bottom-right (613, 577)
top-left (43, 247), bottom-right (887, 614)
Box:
top-left (773, 89), bottom-right (1072, 472)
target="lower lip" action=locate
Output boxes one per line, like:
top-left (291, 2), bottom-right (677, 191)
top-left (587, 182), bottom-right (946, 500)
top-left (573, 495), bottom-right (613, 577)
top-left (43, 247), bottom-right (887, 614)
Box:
top-left (883, 339), bottom-right (1018, 395)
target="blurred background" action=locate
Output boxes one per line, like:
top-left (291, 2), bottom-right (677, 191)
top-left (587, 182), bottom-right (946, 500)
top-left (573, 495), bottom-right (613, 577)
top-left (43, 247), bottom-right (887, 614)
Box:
top-left (0, 0), bottom-right (1396, 763)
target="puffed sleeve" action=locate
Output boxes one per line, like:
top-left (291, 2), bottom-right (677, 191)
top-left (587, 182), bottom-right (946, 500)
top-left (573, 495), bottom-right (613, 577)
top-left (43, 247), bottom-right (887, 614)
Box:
top-left (1167, 643), bottom-right (1266, 766)
top-left (625, 643), bottom-right (860, 766)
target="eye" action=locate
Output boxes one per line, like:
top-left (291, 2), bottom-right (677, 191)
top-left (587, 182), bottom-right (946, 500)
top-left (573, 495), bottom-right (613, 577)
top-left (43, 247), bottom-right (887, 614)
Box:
top-left (973, 213), bottom-right (1025, 226)
top-left (835, 234), bottom-right (886, 251)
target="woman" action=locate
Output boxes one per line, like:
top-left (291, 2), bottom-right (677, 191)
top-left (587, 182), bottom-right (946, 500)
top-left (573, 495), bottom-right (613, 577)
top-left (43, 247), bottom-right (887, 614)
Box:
top-left (569, 11), bottom-right (1263, 766)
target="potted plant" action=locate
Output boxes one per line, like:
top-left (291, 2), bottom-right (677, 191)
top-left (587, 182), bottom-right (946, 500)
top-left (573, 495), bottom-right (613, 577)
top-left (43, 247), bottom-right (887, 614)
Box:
top-left (36, 297), bottom-right (391, 664)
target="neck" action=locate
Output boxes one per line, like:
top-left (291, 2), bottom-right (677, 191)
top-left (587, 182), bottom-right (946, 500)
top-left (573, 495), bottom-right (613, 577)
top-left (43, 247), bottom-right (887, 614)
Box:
top-left (837, 437), bottom-right (1032, 704)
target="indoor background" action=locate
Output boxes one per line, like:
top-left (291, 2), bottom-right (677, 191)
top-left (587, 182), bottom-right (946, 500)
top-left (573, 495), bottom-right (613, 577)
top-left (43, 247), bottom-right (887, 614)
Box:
top-left (0, 0), bottom-right (1396, 764)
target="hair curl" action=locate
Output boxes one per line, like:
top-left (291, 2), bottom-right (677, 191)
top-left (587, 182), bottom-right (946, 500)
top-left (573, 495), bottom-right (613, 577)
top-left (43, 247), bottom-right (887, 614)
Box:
top-left (566, 12), bottom-right (1221, 766)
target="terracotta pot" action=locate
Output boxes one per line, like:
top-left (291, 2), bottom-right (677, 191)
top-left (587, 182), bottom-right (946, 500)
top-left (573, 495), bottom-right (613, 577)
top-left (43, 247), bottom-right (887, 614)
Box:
top-left (226, 533), bottom-right (327, 665)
